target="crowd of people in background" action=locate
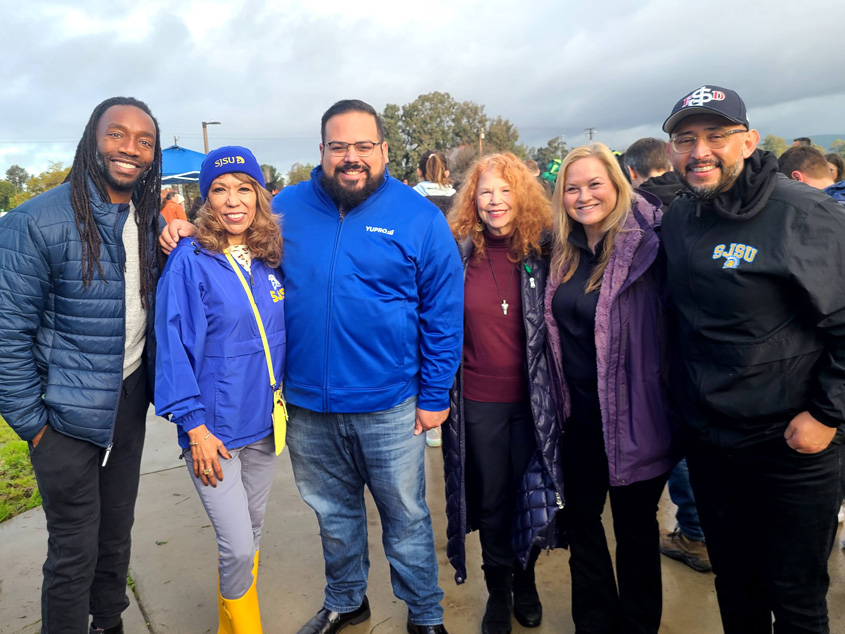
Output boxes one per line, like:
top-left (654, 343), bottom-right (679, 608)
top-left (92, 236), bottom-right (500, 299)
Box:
top-left (0, 85), bottom-right (844, 634)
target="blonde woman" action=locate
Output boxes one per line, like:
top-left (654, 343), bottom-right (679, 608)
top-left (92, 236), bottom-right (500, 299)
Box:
top-left (544, 143), bottom-right (676, 633)
top-left (414, 150), bottom-right (456, 216)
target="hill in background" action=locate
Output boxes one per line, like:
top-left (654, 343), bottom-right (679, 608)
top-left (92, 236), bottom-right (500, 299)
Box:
top-left (799, 133), bottom-right (845, 150)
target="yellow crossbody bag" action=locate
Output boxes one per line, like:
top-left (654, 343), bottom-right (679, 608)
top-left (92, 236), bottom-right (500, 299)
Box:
top-left (224, 249), bottom-right (288, 455)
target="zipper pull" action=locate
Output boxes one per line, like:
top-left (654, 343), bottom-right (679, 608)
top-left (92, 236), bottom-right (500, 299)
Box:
top-left (102, 442), bottom-right (113, 467)
top-left (555, 492), bottom-right (564, 509)
top-left (529, 277), bottom-right (536, 288)
top-left (249, 271), bottom-right (254, 286)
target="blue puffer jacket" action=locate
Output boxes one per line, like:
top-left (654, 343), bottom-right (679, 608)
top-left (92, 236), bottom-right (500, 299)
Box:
top-left (443, 237), bottom-right (564, 584)
top-left (155, 239), bottom-right (285, 450)
top-left (0, 180), bottom-right (158, 447)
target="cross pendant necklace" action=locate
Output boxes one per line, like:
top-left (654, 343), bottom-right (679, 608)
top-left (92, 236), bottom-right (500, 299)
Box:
top-left (487, 255), bottom-right (515, 316)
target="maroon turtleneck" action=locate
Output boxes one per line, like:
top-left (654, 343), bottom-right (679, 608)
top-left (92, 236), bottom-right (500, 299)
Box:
top-left (463, 230), bottom-right (528, 403)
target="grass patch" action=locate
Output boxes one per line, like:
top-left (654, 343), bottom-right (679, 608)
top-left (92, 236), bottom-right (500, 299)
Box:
top-left (0, 416), bottom-right (41, 523)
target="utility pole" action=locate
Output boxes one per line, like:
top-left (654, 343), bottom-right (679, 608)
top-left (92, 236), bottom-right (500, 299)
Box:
top-left (559, 134), bottom-right (566, 160)
top-left (479, 129), bottom-right (485, 157)
top-left (202, 121), bottom-right (221, 154)
top-left (173, 135), bottom-right (179, 147)
top-left (585, 128), bottom-right (596, 141)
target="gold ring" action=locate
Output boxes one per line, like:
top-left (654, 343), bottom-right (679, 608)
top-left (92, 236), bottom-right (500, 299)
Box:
top-left (203, 469), bottom-right (212, 475)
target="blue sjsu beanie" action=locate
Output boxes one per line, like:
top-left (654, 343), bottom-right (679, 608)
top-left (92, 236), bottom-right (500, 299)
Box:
top-left (199, 146), bottom-right (265, 200)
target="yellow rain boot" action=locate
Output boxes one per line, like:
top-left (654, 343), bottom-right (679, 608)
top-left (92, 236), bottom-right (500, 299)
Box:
top-left (218, 550), bottom-right (258, 634)
top-left (221, 574), bottom-right (263, 634)
top-left (218, 563), bottom-right (234, 634)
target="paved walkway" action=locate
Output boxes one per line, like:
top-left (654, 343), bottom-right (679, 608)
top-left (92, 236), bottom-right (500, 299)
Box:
top-left (1, 409), bottom-right (843, 633)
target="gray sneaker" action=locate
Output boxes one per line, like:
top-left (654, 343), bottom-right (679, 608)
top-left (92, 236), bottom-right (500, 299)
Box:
top-left (659, 528), bottom-right (712, 573)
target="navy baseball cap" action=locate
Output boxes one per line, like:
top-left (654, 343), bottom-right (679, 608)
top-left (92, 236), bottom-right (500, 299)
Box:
top-left (663, 85), bottom-right (749, 134)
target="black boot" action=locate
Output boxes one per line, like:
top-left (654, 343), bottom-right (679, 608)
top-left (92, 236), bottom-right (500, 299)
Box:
top-left (512, 553), bottom-right (542, 627)
top-left (482, 566), bottom-right (513, 634)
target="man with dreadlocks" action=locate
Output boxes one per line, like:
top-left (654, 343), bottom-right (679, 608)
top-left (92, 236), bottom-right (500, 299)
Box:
top-left (0, 97), bottom-right (163, 634)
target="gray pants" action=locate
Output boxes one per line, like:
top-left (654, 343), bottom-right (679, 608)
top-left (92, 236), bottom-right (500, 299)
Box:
top-left (185, 434), bottom-right (276, 598)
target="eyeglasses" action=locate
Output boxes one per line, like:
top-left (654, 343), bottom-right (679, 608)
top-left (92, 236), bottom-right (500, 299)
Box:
top-left (670, 129), bottom-right (747, 154)
top-left (325, 141), bottom-right (381, 157)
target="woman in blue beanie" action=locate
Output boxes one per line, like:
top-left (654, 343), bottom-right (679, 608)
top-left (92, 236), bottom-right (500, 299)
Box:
top-left (155, 146), bottom-right (285, 634)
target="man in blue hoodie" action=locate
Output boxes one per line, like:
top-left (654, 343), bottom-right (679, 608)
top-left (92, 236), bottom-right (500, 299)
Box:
top-left (161, 99), bottom-right (463, 634)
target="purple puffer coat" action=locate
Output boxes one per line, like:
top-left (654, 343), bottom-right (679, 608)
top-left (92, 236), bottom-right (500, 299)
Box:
top-left (544, 195), bottom-right (677, 486)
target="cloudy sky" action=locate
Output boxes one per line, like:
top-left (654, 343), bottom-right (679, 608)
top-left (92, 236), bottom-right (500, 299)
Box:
top-left (3, 0), bottom-right (844, 179)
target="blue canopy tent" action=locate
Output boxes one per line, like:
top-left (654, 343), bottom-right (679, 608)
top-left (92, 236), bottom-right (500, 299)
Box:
top-left (161, 145), bottom-right (206, 185)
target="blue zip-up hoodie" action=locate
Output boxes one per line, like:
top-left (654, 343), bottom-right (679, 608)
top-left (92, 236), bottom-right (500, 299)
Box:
top-left (272, 167), bottom-right (463, 413)
top-left (155, 238), bottom-right (286, 449)
top-left (824, 179), bottom-right (845, 205)
top-left (0, 180), bottom-right (158, 447)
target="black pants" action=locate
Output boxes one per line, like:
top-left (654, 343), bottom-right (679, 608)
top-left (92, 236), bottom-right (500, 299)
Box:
top-left (562, 420), bottom-right (668, 634)
top-left (464, 399), bottom-right (536, 568)
top-left (29, 366), bottom-right (148, 634)
top-left (687, 436), bottom-right (845, 634)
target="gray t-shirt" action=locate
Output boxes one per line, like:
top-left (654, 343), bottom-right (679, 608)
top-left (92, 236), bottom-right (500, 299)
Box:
top-left (123, 202), bottom-right (147, 378)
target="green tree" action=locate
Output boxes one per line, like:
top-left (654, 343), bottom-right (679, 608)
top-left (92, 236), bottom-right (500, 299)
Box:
top-left (261, 164), bottom-right (285, 191)
top-left (381, 92), bottom-right (523, 184)
top-left (530, 136), bottom-right (569, 172)
top-left (829, 139), bottom-right (845, 157)
top-left (9, 191), bottom-right (33, 209)
top-left (4, 163), bottom-right (69, 208)
top-left (0, 180), bottom-right (14, 211)
top-left (484, 116), bottom-right (526, 157)
top-left (759, 135), bottom-right (788, 157)
top-left (26, 162), bottom-right (70, 196)
top-left (5, 165), bottom-right (28, 192)
top-left (287, 162), bottom-right (315, 186)
top-left (382, 103), bottom-right (410, 182)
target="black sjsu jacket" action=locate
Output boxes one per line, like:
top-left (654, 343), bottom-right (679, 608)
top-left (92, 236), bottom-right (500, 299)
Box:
top-left (662, 150), bottom-right (845, 449)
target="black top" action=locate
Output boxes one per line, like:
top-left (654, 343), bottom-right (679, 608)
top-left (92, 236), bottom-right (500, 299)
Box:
top-left (551, 223), bottom-right (604, 425)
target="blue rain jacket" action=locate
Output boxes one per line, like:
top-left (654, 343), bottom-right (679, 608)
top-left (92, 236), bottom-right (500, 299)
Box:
top-left (155, 238), bottom-right (286, 449)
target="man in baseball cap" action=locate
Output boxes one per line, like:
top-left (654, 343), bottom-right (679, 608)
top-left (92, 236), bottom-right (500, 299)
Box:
top-left (661, 85), bottom-right (845, 633)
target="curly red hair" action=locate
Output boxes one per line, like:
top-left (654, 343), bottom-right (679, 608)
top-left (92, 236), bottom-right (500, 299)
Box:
top-left (449, 153), bottom-right (551, 263)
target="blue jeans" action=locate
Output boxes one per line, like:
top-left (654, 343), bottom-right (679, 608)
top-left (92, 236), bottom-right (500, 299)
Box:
top-left (286, 396), bottom-right (444, 625)
top-left (667, 458), bottom-right (706, 541)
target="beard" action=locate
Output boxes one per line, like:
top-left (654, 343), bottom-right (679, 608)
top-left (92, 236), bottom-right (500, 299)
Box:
top-left (95, 150), bottom-right (147, 196)
top-left (679, 157), bottom-right (744, 200)
top-left (321, 161), bottom-right (384, 212)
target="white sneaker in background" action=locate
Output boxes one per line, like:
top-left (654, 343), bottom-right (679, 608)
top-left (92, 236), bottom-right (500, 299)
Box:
top-left (838, 503), bottom-right (844, 524)
top-left (425, 427), bottom-right (442, 447)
